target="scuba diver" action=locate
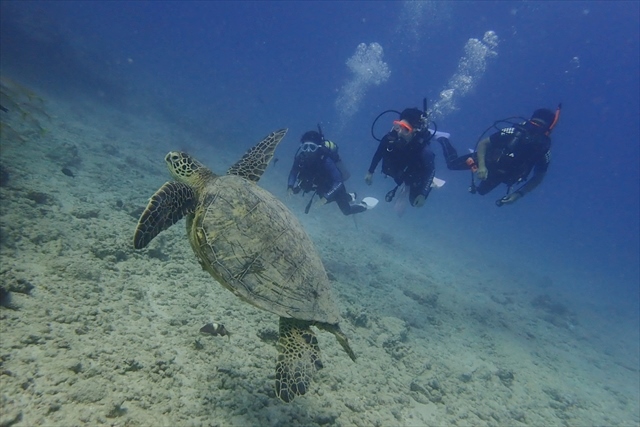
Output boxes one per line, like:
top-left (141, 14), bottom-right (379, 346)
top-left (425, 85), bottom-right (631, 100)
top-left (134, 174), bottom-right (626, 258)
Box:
top-left (437, 106), bottom-right (561, 206)
top-left (365, 102), bottom-right (447, 208)
top-left (287, 128), bottom-right (377, 216)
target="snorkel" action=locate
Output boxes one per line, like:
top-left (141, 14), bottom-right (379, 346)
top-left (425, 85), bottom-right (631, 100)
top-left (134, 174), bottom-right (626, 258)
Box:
top-left (317, 123), bottom-right (325, 141)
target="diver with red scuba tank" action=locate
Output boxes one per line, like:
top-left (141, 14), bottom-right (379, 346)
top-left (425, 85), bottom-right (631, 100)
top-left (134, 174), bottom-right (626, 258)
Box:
top-left (437, 105), bottom-right (561, 206)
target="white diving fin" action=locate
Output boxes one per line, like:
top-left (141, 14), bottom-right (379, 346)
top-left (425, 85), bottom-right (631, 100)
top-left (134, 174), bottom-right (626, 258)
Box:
top-left (428, 129), bottom-right (451, 140)
top-left (431, 177), bottom-right (446, 188)
top-left (362, 197), bottom-right (379, 210)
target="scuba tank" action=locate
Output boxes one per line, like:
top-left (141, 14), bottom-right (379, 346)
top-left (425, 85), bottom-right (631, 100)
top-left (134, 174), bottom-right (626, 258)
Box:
top-left (316, 123), bottom-right (350, 181)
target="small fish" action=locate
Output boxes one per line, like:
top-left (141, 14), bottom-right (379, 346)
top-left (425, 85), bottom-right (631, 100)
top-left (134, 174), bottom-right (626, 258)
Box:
top-left (272, 157), bottom-right (279, 167)
top-left (61, 168), bottom-right (75, 177)
top-left (0, 105), bottom-right (8, 113)
top-left (200, 322), bottom-right (229, 337)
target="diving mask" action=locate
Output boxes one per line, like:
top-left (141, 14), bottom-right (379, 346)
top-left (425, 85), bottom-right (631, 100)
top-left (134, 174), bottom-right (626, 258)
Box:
top-left (300, 142), bottom-right (320, 153)
top-left (392, 120), bottom-right (413, 136)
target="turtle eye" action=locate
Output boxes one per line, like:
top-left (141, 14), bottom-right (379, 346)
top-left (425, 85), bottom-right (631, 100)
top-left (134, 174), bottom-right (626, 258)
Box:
top-left (166, 153), bottom-right (180, 163)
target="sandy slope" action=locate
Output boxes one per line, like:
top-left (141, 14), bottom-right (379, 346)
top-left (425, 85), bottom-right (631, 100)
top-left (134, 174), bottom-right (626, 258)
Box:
top-left (0, 87), bottom-right (638, 426)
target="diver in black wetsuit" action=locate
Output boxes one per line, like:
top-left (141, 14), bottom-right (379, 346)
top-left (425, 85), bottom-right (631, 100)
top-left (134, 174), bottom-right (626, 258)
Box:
top-left (287, 130), bottom-right (368, 216)
top-left (364, 108), bottom-right (436, 207)
top-left (437, 107), bottom-right (560, 206)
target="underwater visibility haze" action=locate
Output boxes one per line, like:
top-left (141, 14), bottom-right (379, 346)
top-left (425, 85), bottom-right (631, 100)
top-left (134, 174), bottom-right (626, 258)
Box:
top-left (0, 1), bottom-right (638, 425)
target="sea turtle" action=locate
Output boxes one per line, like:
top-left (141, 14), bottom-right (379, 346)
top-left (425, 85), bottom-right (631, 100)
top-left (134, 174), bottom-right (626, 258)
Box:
top-left (133, 129), bottom-right (356, 402)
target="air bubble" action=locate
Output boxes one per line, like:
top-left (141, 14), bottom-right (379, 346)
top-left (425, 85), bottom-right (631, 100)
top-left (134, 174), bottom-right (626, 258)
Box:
top-left (335, 42), bottom-right (391, 125)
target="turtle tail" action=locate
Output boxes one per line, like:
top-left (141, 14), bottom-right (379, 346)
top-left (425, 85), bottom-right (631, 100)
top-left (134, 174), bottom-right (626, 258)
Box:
top-left (275, 317), bottom-right (322, 403)
top-left (317, 322), bottom-right (357, 362)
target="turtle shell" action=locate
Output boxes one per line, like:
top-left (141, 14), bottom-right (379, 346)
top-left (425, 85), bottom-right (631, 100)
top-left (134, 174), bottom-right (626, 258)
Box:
top-left (188, 174), bottom-right (340, 324)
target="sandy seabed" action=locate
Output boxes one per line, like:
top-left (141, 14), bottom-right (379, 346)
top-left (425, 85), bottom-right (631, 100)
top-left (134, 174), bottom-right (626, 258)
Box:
top-left (0, 83), bottom-right (638, 427)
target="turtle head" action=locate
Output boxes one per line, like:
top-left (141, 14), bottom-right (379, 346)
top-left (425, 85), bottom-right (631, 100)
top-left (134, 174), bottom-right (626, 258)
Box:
top-left (165, 151), bottom-right (214, 186)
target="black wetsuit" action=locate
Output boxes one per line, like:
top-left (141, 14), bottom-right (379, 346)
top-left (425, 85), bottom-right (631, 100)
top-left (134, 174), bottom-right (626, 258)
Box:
top-left (368, 130), bottom-right (436, 204)
top-left (439, 123), bottom-right (551, 195)
top-left (288, 147), bottom-right (365, 216)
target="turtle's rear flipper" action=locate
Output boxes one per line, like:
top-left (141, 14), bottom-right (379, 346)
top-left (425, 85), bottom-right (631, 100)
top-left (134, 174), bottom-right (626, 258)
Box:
top-left (275, 317), bottom-right (322, 403)
top-left (133, 181), bottom-right (197, 249)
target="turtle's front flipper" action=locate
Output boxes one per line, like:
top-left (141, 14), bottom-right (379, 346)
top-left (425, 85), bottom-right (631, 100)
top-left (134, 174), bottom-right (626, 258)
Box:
top-left (227, 128), bottom-right (288, 183)
top-left (133, 181), bottom-right (197, 249)
top-left (275, 317), bottom-right (322, 403)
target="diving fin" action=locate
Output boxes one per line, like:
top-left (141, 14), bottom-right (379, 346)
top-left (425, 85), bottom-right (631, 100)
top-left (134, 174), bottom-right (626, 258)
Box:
top-left (431, 177), bottom-right (446, 188)
top-left (428, 129), bottom-right (451, 140)
top-left (362, 197), bottom-right (379, 210)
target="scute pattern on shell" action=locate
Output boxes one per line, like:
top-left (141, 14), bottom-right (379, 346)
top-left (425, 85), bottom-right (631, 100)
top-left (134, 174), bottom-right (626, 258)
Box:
top-left (189, 174), bottom-right (340, 324)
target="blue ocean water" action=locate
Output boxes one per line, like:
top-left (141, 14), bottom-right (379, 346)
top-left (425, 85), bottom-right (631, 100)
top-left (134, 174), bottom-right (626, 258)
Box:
top-left (19, 1), bottom-right (634, 308)
top-left (1, 0), bottom-right (638, 417)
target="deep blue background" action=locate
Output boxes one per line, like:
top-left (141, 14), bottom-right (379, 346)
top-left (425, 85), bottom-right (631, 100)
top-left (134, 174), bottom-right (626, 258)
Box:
top-left (2, 2), bottom-right (638, 313)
